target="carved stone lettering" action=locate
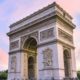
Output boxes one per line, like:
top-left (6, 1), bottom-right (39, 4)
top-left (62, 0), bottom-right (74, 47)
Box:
top-left (40, 28), bottom-right (54, 41)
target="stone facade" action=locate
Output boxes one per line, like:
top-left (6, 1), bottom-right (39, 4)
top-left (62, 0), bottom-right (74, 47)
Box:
top-left (7, 2), bottom-right (77, 80)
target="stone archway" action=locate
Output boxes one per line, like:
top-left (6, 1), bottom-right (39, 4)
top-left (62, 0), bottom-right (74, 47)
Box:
top-left (23, 37), bottom-right (37, 80)
top-left (8, 2), bottom-right (77, 80)
top-left (63, 49), bottom-right (71, 78)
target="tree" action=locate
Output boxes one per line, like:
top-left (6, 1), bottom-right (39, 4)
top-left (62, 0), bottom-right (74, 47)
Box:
top-left (77, 71), bottom-right (80, 80)
top-left (0, 70), bottom-right (8, 80)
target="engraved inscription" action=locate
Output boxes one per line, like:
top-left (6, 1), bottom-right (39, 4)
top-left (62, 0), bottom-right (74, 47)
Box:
top-left (10, 40), bottom-right (19, 50)
top-left (58, 29), bottom-right (73, 43)
top-left (40, 28), bottom-right (54, 41)
top-left (42, 48), bottom-right (53, 68)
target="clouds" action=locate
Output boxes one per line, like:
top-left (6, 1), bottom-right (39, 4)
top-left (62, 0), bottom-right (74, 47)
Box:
top-left (0, 48), bottom-right (8, 71)
top-left (0, 33), bottom-right (9, 44)
top-left (6, 0), bottom-right (55, 23)
top-left (74, 28), bottom-right (80, 70)
top-left (56, 0), bottom-right (80, 15)
top-left (74, 29), bottom-right (80, 47)
top-left (1, 0), bottom-right (79, 23)
top-left (0, 32), bottom-right (9, 52)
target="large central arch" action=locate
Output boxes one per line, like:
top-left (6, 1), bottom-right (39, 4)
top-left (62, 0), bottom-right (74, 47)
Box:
top-left (23, 37), bottom-right (37, 80)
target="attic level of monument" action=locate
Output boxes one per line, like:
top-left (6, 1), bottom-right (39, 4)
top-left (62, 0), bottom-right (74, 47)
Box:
top-left (7, 2), bottom-right (75, 36)
top-left (10, 2), bottom-right (72, 27)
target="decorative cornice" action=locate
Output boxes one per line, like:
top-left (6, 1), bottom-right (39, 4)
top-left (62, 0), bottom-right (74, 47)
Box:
top-left (7, 12), bottom-right (56, 36)
top-left (8, 72), bottom-right (21, 73)
top-left (9, 49), bottom-right (25, 54)
top-left (39, 68), bottom-right (64, 71)
top-left (56, 11), bottom-right (76, 28)
top-left (9, 2), bottom-right (72, 28)
top-left (9, 38), bottom-right (75, 54)
top-left (7, 11), bottom-right (75, 36)
top-left (58, 28), bottom-right (73, 43)
top-left (9, 49), bottom-right (37, 54)
top-left (39, 68), bottom-right (77, 72)
top-left (37, 39), bottom-right (75, 48)
top-left (9, 18), bottom-right (55, 40)
top-left (57, 39), bottom-right (75, 49)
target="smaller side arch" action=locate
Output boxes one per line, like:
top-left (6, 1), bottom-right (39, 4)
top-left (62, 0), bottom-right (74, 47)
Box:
top-left (63, 49), bottom-right (71, 78)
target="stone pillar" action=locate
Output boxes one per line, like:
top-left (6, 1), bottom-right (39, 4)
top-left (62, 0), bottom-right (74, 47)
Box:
top-left (37, 43), bottom-right (60, 80)
top-left (56, 43), bottom-right (65, 80)
top-left (8, 52), bottom-right (22, 80)
top-left (71, 49), bottom-right (77, 78)
top-left (20, 51), bottom-right (28, 80)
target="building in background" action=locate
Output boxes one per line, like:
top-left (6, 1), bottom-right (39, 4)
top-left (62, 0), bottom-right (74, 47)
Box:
top-left (7, 2), bottom-right (77, 80)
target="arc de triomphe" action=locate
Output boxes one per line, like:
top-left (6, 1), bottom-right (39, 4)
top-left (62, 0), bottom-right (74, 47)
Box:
top-left (7, 2), bottom-right (77, 80)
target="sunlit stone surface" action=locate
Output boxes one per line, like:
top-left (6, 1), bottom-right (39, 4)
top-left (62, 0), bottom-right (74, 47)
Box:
top-left (7, 2), bottom-right (77, 80)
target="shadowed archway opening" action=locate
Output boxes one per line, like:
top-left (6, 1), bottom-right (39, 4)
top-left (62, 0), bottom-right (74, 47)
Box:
top-left (63, 50), bottom-right (71, 78)
top-left (28, 57), bottom-right (35, 80)
top-left (23, 37), bottom-right (37, 80)
top-left (23, 37), bottom-right (37, 53)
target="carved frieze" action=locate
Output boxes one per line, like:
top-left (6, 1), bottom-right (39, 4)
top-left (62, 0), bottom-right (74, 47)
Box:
top-left (10, 40), bottom-right (19, 50)
top-left (40, 28), bottom-right (54, 41)
top-left (10, 19), bottom-right (54, 40)
top-left (58, 29), bottom-right (73, 43)
top-left (42, 48), bottom-right (53, 68)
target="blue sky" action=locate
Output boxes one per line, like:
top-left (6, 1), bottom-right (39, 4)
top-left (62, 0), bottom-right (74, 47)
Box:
top-left (0, 0), bottom-right (80, 71)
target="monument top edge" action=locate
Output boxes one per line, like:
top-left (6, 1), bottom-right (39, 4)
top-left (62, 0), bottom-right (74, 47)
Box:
top-left (9, 2), bottom-right (72, 28)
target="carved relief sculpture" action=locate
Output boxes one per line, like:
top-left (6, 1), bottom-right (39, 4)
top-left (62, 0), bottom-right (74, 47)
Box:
top-left (42, 48), bottom-right (53, 68)
top-left (10, 56), bottom-right (16, 72)
top-left (10, 40), bottom-right (19, 50)
top-left (58, 29), bottom-right (73, 43)
top-left (40, 28), bottom-right (54, 41)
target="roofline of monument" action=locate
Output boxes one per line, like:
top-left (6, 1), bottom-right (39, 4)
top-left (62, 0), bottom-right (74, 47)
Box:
top-left (7, 11), bottom-right (76, 36)
top-left (9, 2), bottom-right (73, 28)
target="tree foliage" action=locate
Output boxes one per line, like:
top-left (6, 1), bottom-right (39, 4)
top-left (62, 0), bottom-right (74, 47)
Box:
top-left (0, 70), bottom-right (8, 79)
top-left (77, 71), bottom-right (80, 80)
top-left (0, 70), bottom-right (80, 80)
